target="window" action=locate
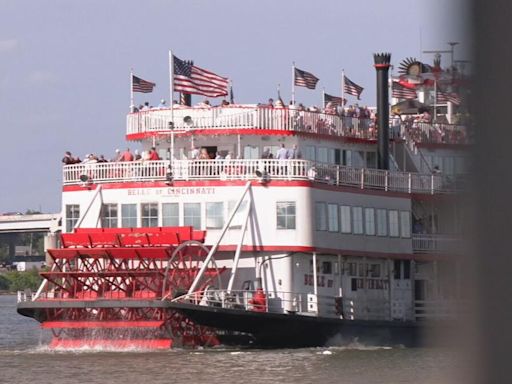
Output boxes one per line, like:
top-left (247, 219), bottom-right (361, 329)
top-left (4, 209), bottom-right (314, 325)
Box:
top-left (121, 204), bottom-right (137, 228)
top-left (364, 208), bottom-right (375, 236)
top-left (65, 204), bottom-right (80, 233)
top-left (327, 204), bottom-right (339, 232)
top-left (317, 147), bottom-right (328, 163)
top-left (400, 211), bottom-right (411, 238)
top-left (141, 203), bottom-right (158, 227)
top-left (403, 260), bottom-right (411, 279)
top-left (162, 203), bottom-right (179, 226)
top-left (206, 202), bottom-right (224, 229)
top-left (184, 203), bottom-right (201, 229)
top-left (340, 206), bottom-right (351, 233)
top-left (243, 145), bottom-right (259, 159)
top-left (348, 262), bottom-right (358, 276)
top-left (369, 264), bottom-right (381, 278)
top-left (366, 152), bottom-right (377, 168)
top-left (304, 145), bottom-right (316, 161)
top-left (328, 148), bottom-right (335, 164)
top-left (394, 260), bottom-right (401, 279)
top-left (376, 209), bottom-right (388, 236)
top-left (276, 201), bottom-right (296, 230)
top-left (315, 202), bottom-right (327, 231)
top-left (228, 200), bottom-right (248, 229)
top-left (322, 261), bottom-right (332, 274)
top-left (343, 150), bottom-right (352, 166)
top-left (352, 206), bottom-right (363, 234)
top-left (101, 204), bottom-right (118, 228)
top-left (389, 210), bottom-right (399, 237)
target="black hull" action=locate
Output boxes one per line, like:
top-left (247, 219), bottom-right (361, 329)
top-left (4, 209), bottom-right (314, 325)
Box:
top-left (169, 303), bottom-right (450, 348)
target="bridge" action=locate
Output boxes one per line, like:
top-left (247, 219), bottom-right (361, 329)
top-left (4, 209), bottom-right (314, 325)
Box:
top-left (0, 213), bottom-right (61, 264)
top-left (0, 213), bottom-right (60, 233)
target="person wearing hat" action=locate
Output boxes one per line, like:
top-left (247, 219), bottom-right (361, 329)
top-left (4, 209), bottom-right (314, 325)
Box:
top-left (111, 149), bottom-right (121, 162)
top-left (158, 99), bottom-right (167, 109)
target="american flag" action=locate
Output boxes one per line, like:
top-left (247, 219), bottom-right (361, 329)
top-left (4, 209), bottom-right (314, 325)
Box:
top-left (392, 81), bottom-right (417, 99)
top-left (436, 90), bottom-right (462, 105)
top-left (324, 92), bottom-right (345, 107)
top-left (343, 76), bottom-right (364, 99)
top-left (132, 75), bottom-right (155, 93)
top-left (173, 55), bottom-right (228, 98)
top-left (294, 67), bottom-right (319, 90)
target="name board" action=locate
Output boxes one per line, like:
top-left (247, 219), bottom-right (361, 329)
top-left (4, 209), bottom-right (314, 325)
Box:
top-left (127, 187), bottom-right (216, 196)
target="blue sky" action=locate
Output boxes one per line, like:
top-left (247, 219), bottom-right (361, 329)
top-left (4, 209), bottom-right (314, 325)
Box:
top-left (0, 0), bottom-right (469, 213)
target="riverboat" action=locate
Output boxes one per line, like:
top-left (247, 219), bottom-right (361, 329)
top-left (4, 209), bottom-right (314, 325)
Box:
top-left (17, 53), bottom-right (469, 348)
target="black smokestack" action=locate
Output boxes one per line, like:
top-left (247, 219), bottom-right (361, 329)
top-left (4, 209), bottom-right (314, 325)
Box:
top-left (374, 53), bottom-right (391, 170)
top-left (180, 60), bottom-right (194, 106)
top-left (180, 93), bottom-right (191, 106)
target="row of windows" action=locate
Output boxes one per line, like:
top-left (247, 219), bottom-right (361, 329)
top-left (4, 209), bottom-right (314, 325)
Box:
top-left (98, 201), bottom-right (248, 230)
top-left (315, 203), bottom-right (411, 238)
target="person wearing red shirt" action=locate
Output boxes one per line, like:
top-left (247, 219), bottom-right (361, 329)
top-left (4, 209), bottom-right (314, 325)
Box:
top-left (149, 147), bottom-right (160, 161)
top-left (121, 148), bottom-right (134, 161)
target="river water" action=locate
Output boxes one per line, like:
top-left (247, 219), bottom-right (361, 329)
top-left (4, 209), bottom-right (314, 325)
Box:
top-left (0, 295), bottom-right (468, 384)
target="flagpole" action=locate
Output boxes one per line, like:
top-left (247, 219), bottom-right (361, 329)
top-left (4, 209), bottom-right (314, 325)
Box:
top-left (341, 69), bottom-right (345, 107)
top-left (433, 78), bottom-right (437, 122)
top-left (130, 68), bottom-right (134, 112)
top-left (292, 62), bottom-right (296, 105)
top-left (169, 50), bottom-right (175, 163)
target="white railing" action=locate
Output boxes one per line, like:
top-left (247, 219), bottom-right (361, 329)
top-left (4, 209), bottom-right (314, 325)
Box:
top-left (172, 289), bottom-right (337, 317)
top-left (126, 106), bottom-right (376, 140)
top-left (404, 121), bottom-right (469, 145)
top-left (62, 159), bottom-right (462, 194)
top-left (412, 234), bottom-right (463, 254)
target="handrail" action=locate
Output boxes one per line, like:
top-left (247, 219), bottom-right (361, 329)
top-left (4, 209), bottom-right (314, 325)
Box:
top-left (126, 106), bottom-right (376, 140)
top-left (62, 159), bottom-right (464, 194)
top-left (172, 289), bottom-right (337, 317)
top-left (411, 234), bottom-right (462, 254)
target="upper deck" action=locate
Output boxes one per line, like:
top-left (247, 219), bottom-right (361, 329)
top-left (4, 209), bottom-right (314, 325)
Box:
top-left (126, 105), bottom-right (376, 142)
top-left (126, 104), bottom-right (471, 148)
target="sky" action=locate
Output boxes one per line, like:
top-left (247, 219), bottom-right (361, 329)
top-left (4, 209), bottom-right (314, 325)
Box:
top-left (0, 0), bottom-right (470, 213)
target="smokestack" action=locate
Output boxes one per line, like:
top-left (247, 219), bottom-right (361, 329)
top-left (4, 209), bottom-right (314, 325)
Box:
top-left (180, 60), bottom-right (194, 106)
top-left (180, 93), bottom-right (191, 106)
top-left (374, 52), bottom-right (391, 170)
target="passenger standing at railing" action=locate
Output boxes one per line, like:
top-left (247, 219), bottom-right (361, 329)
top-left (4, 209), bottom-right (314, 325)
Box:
top-left (62, 151), bottom-right (80, 165)
top-left (149, 147), bottom-right (160, 161)
top-left (120, 148), bottom-right (134, 161)
top-left (111, 149), bottom-right (121, 162)
top-left (134, 149), bottom-right (142, 161)
top-left (141, 102), bottom-right (150, 111)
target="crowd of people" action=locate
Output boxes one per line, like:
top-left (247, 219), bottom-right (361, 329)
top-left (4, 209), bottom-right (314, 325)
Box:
top-left (61, 147), bottom-right (161, 165)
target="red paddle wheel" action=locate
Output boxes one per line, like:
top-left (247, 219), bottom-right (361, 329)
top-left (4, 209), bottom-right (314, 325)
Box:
top-left (33, 227), bottom-right (225, 349)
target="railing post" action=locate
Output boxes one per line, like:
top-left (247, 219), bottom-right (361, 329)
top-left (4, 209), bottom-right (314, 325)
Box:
top-left (336, 165), bottom-right (340, 186)
top-left (431, 174), bottom-right (435, 195)
top-left (408, 172), bottom-right (412, 193)
top-left (360, 168), bottom-right (364, 189)
top-left (385, 171), bottom-right (388, 191)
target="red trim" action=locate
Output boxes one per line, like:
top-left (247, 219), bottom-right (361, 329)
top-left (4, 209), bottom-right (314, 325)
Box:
top-left (216, 245), bottom-right (452, 261)
top-left (42, 321), bottom-right (164, 329)
top-left (62, 180), bottom-right (423, 199)
top-left (49, 338), bottom-right (172, 349)
top-left (126, 128), bottom-right (377, 145)
top-left (374, 63), bottom-right (391, 69)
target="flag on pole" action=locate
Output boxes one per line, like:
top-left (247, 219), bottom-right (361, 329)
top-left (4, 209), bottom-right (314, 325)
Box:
top-left (343, 76), bottom-right (364, 99)
top-left (436, 90), bottom-right (461, 105)
top-left (173, 55), bottom-right (228, 98)
top-left (324, 92), bottom-right (345, 107)
top-left (294, 67), bottom-right (319, 89)
top-left (132, 75), bottom-right (155, 93)
top-left (392, 81), bottom-right (417, 99)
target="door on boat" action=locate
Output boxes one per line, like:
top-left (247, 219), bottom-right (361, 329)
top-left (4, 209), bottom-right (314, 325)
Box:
top-left (391, 260), bottom-right (413, 321)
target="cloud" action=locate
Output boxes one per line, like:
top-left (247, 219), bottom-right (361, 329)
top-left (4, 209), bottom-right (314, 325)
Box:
top-left (0, 38), bottom-right (19, 53)
top-left (25, 70), bottom-right (58, 86)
